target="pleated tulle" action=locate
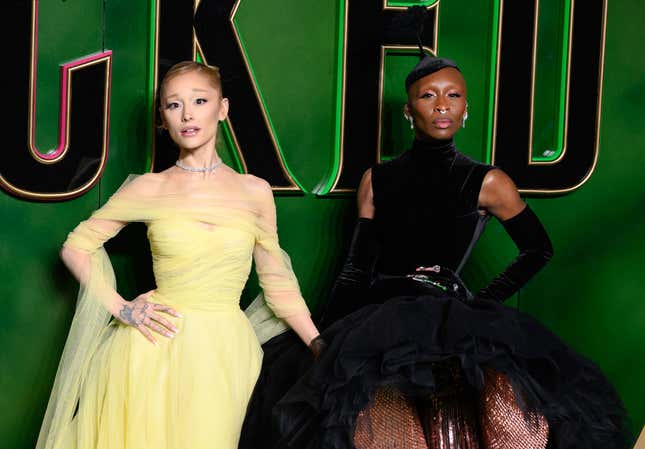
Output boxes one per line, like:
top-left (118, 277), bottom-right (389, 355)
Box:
top-left (71, 305), bottom-right (262, 449)
top-left (37, 173), bottom-right (311, 449)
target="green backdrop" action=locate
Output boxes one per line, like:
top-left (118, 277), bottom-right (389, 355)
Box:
top-left (1, 1), bottom-right (643, 447)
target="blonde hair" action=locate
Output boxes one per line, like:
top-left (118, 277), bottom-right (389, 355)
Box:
top-left (159, 61), bottom-right (223, 100)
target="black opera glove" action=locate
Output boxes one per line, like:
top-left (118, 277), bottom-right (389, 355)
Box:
top-left (318, 218), bottom-right (379, 328)
top-left (476, 205), bottom-right (553, 303)
top-left (309, 335), bottom-right (328, 361)
top-left (334, 218), bottom-right (378, 287)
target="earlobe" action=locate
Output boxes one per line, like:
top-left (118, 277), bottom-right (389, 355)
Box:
top-left (403, 104), bottom-right (414, 129)
top-left (219, 98), bottom-right (230, 121)
top-left (403, 113), bottom-right (414, 129)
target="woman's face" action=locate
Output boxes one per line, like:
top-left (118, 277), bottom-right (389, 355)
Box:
top-left (160, 70), bottom-right (229, 153)
top-left (405, 67), bottom-right (467, 141)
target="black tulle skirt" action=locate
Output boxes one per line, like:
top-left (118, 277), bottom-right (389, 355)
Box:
top-left (239, 275), bottom-right (632, 449)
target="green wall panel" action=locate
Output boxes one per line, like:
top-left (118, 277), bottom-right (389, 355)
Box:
top-left (102, 0), bottom-right (154, 192)
top-left (1, 0), bottom-right (105, 445)
top-left (1, 1), bottom-right (643, 447)
top-left (523, 0), bottom-right (645, 431)
top-left (234, 0), bottom-right (338, 191)
top-left (0, 0), bottom-right (153, 447)
top-left (0, 196), bottom-right (96, 448)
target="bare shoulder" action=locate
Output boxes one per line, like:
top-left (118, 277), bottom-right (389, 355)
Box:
top-left (359, 167), bottom-right (372, 185)
top-left (479, 168), bottom-right (525, 219)
top-left (239, 173), bottom-right (272, 195)
top-left (237, 174), bottom-right (277, 221)
top-left (481, 168), bottom-right (518, 196)
top-left (357, 168), bottom-right (373, 199)
top-left (237, 173), bottom-right (275, 209)
top-left (357, 168), bottom-right (375, 218)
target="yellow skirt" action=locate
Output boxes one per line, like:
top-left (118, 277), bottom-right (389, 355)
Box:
top-left (60, 306), bottom-right (262, 449)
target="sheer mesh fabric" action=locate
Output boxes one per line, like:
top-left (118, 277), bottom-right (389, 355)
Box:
top-left (36, 173), bottom-right (310, 449)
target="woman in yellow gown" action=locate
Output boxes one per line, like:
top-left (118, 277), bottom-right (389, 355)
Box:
top-left (36, 61), bottom-right (322, 449)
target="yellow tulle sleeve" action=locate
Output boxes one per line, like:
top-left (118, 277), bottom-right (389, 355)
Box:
top-left (36, 248), bottom-right (116, 449)
top-left (64, 218), bottom-right (124, 253)
top-left (253, 184), bottom-right (310, 319)
top-left (37, 176), bottom-right (142, 449)
top-left (37, 173), bottom-right (313, 448)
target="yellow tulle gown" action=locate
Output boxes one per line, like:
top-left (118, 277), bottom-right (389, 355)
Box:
top-left (36, 173), bottom-right (310, 449)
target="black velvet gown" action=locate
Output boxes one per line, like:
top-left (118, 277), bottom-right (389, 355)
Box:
top-left (239, 140), bottom-right (631, 449)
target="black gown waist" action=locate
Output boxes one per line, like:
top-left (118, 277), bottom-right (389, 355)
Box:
top-left (370, 267), bottom-right (473, 303)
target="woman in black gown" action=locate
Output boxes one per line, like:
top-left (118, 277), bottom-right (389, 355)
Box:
top-left (240, 56), bottom-right (631, 449)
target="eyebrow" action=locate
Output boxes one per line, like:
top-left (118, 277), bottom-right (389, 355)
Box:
top-left (163, 88), bottom-right (211, 100)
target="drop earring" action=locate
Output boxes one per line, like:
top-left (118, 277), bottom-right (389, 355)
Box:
top-left (404, 114), bottom-right (414, 129)
top-left (461, 102), bottom-right (469, 128)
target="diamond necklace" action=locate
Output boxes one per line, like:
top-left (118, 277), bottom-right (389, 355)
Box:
top-left (175, 158), bottom-right (222, 173)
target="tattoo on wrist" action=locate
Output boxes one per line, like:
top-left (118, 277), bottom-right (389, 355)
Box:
top-left (119, 304), bottom-right (135, 325)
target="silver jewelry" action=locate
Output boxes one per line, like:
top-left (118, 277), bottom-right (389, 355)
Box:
top-left (462, 102), bottom-right (469, 128)
top-left (175, 158), bottom-right (222, 172)
top-left (404, 114), bottom-right (414, 129)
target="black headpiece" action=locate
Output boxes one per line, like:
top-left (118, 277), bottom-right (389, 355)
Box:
top-left (405, 55), bottom-right (460, 91)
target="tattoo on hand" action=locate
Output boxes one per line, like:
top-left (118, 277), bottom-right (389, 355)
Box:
top-left (119, 302), bottom-right (148, 326)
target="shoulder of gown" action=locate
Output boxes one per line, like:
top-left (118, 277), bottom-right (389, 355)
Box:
top-left (94, 171), bottom-right (279, 239)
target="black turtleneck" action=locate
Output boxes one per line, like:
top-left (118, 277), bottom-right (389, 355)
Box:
top-left (409, 137), bottom-right (458, 165)
top-left (371, 138), bottom-right (494, 275)
top-left (319, 138), bottom-right (553, 326)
